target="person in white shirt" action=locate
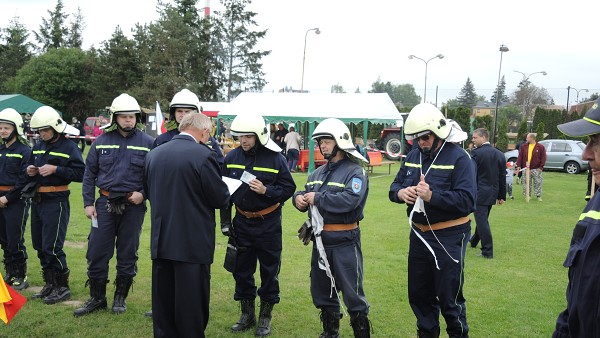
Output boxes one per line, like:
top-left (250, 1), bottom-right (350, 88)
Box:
top-left (283, 126), bottom-right (301, 172)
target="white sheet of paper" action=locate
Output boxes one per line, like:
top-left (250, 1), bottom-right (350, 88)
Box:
top-left (222, 176), bottom-right (243, 195)
top-left (240, 171), bottom-right (256, 185)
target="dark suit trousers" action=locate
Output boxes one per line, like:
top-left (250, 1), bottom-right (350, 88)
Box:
top-left (472, 204), bottom-right (493, 257)
top-left (152, 259), bottom-right (210, 338)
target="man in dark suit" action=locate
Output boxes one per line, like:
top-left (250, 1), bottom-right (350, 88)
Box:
top-left (144, 113), bottom-right (230, 337)
top-left (469, 128), bottom-right (506, 259)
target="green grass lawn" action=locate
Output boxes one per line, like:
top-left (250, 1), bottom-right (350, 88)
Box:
top-left (0, 162), bottom-right (586, 337)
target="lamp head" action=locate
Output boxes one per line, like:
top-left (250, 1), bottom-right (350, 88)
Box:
top-left (408, 55), bottom-right (415, 59)
top-left (436, 54), bottom-right (444, 59)
top-left (315, 28), bottom-right (320, 34)
top-left (541, 71), bottom-right (547, 76)
top-left (499, 45), bottom-right (509, 52)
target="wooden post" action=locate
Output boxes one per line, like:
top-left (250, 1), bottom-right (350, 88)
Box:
top-left (525, 161), bottom-right (530, 203)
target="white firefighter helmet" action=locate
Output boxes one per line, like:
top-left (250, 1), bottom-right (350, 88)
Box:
top-left (312, 118), bottom-right (368, 163)
top-left (108, 93), bottom-right (141, 125)
top-left (169, 89), bottom-right (201, 113)
top-left (230, 113), bottom-right (281, 152)
top-left (445, 118), bottom-right (468, 143)
top-left (0, 108), bottom-right (25, 136)
top-left (404, 103), bottom-right (451, 140)
top-left (30, 106), bottom-right (80, 135)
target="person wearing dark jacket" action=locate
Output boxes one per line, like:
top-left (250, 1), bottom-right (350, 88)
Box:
top-left (389, 103), bottom-right (475, 338)
top-left (144, 113), bottom-right (230, 337)
top-left (221, 113), bottom-right (295, 337)
top-left (293, 118), bottom-right (371, 338)
top-left (0, 108), bottom-right (31, 290)
top-left (469, 128), bottom-right (506, 259)
top-left (516, 133), bottom-right (546, 201)
top-left (26, 106), bottom-right (85, 305)
top-left (553, 99), bottom-right (600, 337)
top-left (74, 93), bottom-right (154, 317)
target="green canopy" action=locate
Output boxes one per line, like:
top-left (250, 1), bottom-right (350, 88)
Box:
top-left (0, 94), bottom-right (48, 115)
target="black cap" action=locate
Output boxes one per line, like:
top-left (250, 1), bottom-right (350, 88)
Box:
top-left (558, 99), bottom-right (600, 137)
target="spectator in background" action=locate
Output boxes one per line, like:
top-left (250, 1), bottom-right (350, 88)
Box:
top-left (218, 118), bottom-right (227, 140)
top-left (516, 133), bottom-right (546, 201)
top-left (284, 126), bottom-right (301, 172)
top-left (274, 123), bottom-right (288, 153)
top-left (355, 136), bottom-right (371, 163)
top-left (92, 119), bottom-right (103, 142)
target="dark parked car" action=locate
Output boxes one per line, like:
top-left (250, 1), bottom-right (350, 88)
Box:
top-left (504, 139), bottom-right (589, 174)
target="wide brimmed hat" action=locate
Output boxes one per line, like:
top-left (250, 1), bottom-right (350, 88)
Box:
top-left (558, 99), bottom-right (600, 137)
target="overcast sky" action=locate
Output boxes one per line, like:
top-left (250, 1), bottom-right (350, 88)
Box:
top-left (3, 0), bottom-right (600, 107)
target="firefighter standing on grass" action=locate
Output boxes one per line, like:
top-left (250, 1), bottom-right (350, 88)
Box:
top-left (220, 113), bottom-right (295, 337)
top-left (0, 108), bottom-right (31, 290)
top-left (74, 93), bottom-right (154, 317)
top-left (26, 106), bottom-right (85, 304)
top-left (292, 118), bottom-right (371, 338)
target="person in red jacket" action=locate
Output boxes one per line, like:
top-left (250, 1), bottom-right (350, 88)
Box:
top-left (516, 133), bottom-right (546, 201)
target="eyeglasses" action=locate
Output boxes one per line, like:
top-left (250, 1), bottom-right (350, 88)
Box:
top-left (417, 133), bottom-right (432, 142)
top-left (406, 131), bottom-right (433, 141)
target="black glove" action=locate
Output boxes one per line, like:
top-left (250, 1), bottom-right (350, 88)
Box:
top-left (21, 181), bottom-right (40, 203)
top-left (297, 219), bottom-right (313, 245)
top-left (220, 204), bottom-right (233, 237)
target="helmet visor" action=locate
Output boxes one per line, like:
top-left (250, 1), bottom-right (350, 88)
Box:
top-left (405, 130), bottom-right (433, 141)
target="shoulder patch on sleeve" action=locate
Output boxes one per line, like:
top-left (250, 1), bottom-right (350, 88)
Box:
top-left (352, 177), bottom-right (363, 193)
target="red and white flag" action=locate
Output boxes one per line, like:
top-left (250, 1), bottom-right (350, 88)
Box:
top-left (155, 101), bottom-right (166, 136)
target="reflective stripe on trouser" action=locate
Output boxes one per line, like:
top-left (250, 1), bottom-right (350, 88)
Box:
top-left (86, 196), bottom-right (145, 280)
top-left (232, 211), bottom-right (282, 303)
top-left (522, 168), bottom-right (543, 197)
top-left (0, 198), bottom-right (29, 263)
top-left (30, 200), bottom-right (69, 271)
top-left (408, 222), bottom-right (470, 337)
top-left (310, 228), bottom-right (369, 315)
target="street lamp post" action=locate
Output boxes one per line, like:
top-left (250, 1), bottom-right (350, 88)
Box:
top-left (566, 86), bottom-right (589, 114)
top-left (513, 70), bottom-right (547, 121)
top-left (301, 28), bottom-right (320, 92)
top-left (492, 44), bottom-right (509, 146)
top-left (408, 54), bottom-right (444, 104)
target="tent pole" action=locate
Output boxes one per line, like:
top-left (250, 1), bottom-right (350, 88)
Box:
top-left (308, 122), bottom-right (316, 173)
top-left (362, 121), bottom-right (368, 149)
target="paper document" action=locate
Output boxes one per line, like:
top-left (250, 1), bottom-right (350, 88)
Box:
top-left (240, 171), bottom-right (256, 185)
top-left (222, 176), bottom-right (243, 195)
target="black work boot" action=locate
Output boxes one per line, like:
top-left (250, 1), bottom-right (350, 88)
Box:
top-left (3, 261), bottom-right (12, 283)
top-left (350, 313), bottom-right (371, 338)
top-left (43, 268), bottom-right (71, 304)
top-left (8, 261), bottom-right (29, 291)
top-left (417, 327), bottom-right (440, 338)
top-left (74, 279), bottom-right (109, 317)
top-left (112, 275), bottom-right (133, 314)
top-left (31, 269), bottom-right (54, 299)
top-left (319, 309), bottom-right (341, 338)
top-left (255, 301), bottom-right (274, 337)
top-left (231, 299), bottom-right (256, 332)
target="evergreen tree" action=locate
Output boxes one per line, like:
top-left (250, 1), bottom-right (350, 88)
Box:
top-left (0, 17), bottom-right (33, 92)
top-left (536, 121), bottom-right (545, 141)
top-left (34, 0), bottom-right (86, 52)
top-left (457, 77), bottom-right (477, 108)
top-left (496, 116), bottom-right (509, 151)
top-left (517, 121), bottom-right (528, 141)
top-left (490, 76), bottom-right (509, 103)
top-left (214, 0), bottom-right (270, 101)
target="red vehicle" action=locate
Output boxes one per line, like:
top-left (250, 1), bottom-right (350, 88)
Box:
top-left (377, 113), bottom-right (411, 161)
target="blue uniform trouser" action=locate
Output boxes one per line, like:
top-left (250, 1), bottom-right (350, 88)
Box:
top-left (86, 196), bottom-right (145, 280)
top-left (472, 204), bottom-right (493, 257)
top-left (310, 228), bottom-right (369, 315)
top-left (0, 198), bottom-right (29, 264)
top-left (408, 222), bottom-right (470, 337)
top-left (31, 199), bottom-right (69, 271)
top-left (232, 211), bottom-right (282, 304)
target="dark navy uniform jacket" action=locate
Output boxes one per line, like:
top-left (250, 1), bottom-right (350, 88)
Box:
top-left (26, 135), bottom-right (85, 201)
top-left (554, 193), bottom-right (600, 338)
top-left (389, 142), bottom-right (476, 224)
top-left (223, 145), bottom-right (295, 213)
top-left (0, 140), bottom-right (30, 203)
top-left (153, 129), bottom-right (224, 167)
top-left (293, 158), bottom-right (368, 224)
top-left (82, 129), bottom-right (154, 207)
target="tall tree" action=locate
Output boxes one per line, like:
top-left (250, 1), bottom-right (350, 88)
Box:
top-left (369, 79), bottom-right (420, 108)
top-left (34, 0), bottom-right (86, 52)
top-left (330, 84), bottom-right (345, 93)
top-left (496, 115), bottom-right (509, 151)
top-left (0, 17), bottom-right (33, 92)
top-left (214, 0), bottom-right (270, 101)
top-left (10, 48), bottom-right (94, 118)
top-left (456, 77), bottom-right (477, 108)
top-left (490, 76), bottom-right (509, 103)
top-left (511, 79), bottom-right (553, 121)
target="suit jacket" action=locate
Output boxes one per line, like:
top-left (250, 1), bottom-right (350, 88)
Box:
top-left (517, 142), bottom-right (546, 170)
top-left (472, 143), bottom-right (507, 205)
top-left (144, 134), bottom-right (230, 264)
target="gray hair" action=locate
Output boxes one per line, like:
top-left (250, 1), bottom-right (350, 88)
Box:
top-left (179, 113), bottom-right (212, 133)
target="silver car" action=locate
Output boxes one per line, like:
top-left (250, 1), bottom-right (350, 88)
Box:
top-left (504, 139), bottom-right (589, 174)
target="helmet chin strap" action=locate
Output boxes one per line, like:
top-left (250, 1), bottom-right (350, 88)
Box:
top-left (1, 130), bottom-right (17, 143)
top-left (44, 130), bottom-right (60, 144)
top-left (243, 143), bottom-right (259, 156)
top-left (420, 136), bottom-right (441, 157)
top-left (117, 124), bottom-right (134, 135)
top-left (324, 145), bottom-right (340, 160)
